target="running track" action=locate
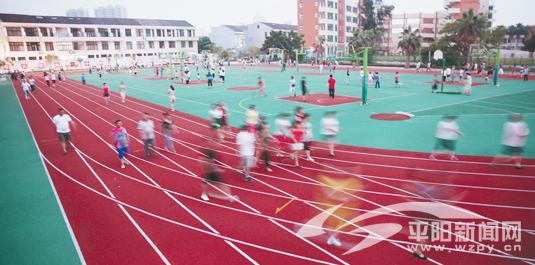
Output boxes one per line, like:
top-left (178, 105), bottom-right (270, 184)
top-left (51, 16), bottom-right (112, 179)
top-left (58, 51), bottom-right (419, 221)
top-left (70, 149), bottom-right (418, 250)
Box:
top-left (10, 76), bottom-right (535, 264)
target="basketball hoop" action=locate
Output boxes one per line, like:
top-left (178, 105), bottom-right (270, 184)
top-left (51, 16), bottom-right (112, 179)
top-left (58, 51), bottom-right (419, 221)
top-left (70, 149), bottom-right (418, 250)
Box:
top-left (433, 50), bottom-right (443, 60)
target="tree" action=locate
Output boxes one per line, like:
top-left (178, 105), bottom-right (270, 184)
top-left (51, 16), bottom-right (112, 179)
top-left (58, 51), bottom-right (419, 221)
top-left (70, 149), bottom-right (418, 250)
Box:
top-left (220, 48), bottom-right (236, 59)
top-left (361, 0), bottom-right (394, 33)
top-left (132, 53), bottom-right (136, 63)
top-left (5, 57), bottom-right (14, 67)
top-left (246, 46), bottom-right (261, 58)
top-left (485, 25), bottom-right (506, 48)
top-left (211, 46), bottom-right (224, 56)
top-left (260, 30), bottom-right (305, 61)
top-left (314, 35), bottom-right (326, 64)
top-left (523, 35), bottom-right (535, 56)
top-left (507, 23), bottom-right (533, 51)
top-left (398, 26), bottom-right (422, 68)
top-left (198, 36), bottom-right (214, 53)
top-left (76, 57), bottom-right (83, 69)
top-left (348, 28), bottom-right (373, 65)
top-left (454, 8), bottom-right (490, 64)
top-left (44, 54), bottom-right (58, 68)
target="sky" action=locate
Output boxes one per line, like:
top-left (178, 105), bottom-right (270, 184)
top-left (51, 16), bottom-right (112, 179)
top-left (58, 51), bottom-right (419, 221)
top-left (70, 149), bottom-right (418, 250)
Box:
top-left (2, 0), bottom-right (534, 35)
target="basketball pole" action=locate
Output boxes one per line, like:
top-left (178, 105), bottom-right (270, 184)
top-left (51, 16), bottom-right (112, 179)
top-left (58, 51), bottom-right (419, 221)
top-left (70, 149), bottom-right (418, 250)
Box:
top-left (470, 45), bottom-right (500, 86)
top-left (295, 48), bottom-right (305, 73)
top-left (338, 46), bottom-right (370, 105)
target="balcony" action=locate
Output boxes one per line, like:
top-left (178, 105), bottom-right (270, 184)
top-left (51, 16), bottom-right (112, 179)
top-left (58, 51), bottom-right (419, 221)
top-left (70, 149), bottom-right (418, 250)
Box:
top-left (85, 32), bottom-right (97, 37)
top-left (99, 32), bottom-right (110, 37)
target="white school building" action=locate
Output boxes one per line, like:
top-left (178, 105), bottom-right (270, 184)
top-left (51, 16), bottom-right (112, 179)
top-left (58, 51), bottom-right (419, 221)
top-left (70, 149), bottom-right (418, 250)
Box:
top-left (0, 13), bottom-right (199, 71)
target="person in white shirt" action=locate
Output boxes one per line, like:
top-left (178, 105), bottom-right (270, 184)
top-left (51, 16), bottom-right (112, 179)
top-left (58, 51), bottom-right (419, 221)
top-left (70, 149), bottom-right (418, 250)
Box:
top-left (490, 114), bottom-right (530, 170)
top-left (446, 67), bottom-right (452, 82)
top-left (236, 126), bottom-right (255, 182)
top-left (416, 61), bottom-right (421, 72)
top-left (319, 64), bottom-right (324, 74)
top-left (289, 76), bottom-right (296, 98)
top-left (429, 115), bottom-right (465, 161)
top-left (22, 79), bottom-right (31, 99)
top-left (29, 76), bottom-right (36, 93)
top-left (464, 73), bottom-right (472, 96)
top-left (52, 108), bottom-right (76, 155)
top-left (51, 72), bottom-right (57, 86)
top-left (168, 85), bottom-right (176, 111)
top-left (273, 114), bottom-right (292, 157)
top-left (209, 103), bottom-right (224, 142)
top-left (45, 75), bottom-right (50, 87)
top-left (427, 61), bottom-right (431, 72)
top-left (302, 114), bottom-right (314, 161)
top-left (137, 113), bottom-right (156, 159)
top-left (321, 111), bottom-right (340, 157)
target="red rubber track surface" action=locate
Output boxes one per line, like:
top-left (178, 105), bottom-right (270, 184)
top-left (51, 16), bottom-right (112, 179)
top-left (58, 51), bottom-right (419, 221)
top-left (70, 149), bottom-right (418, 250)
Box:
top-left (277, 93), bottom-right (371, 106)
top-left (370, 114), bottom-right (410, 121)
top-left (423, 81), bottom-right (489, 86)
top-left (11, 76), bottom-right (535, 265)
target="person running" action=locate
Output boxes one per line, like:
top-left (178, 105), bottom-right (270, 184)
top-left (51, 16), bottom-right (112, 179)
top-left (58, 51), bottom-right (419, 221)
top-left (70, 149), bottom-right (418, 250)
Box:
top-left (51, 72), bottom-right (57, 86)
top-left (464, 73), bottom-right (472, 96)
top-left (395, 72), bottom-right (400, 88)
top-left (81, 73), bottom-right (86, 85)
top-left (416, 61), bottom-right (421, 72)
top-left (220, 69), bottom-right (225, 83)
top-left (287, 76), bottom-right (296, 98)
top-left (45, 73), bottom-right (51, 87)
top-left (236, 125), bottom-right (255, 182)
top-left (161, 112), bottom-right (178, 153)
top-left (258, 77), bottom-right (267, 97)
top-left (57, 71), bottom-right (62, 83)
top-left (490, 114), bottom-right (530, 170)
top-left (346, 69), bottom-right (350, 85)
top-left (206, 72), bottom-right (213, 89)
top-left (209, 103), bottom-right (224, 142)
top-left (168, 85), bottom-right (176, 111)
top-left (429, 115), bottom-right (465, 161)
top-left (137, 113), bottom-right (156, 159)
top-left (29, 76), bottom-right (36, 93)
top-left (302, 114), bottom-right (314, 162)
top-left (200, 145), bottom-right (238, 201)
top-left (498, 61), bottom-right (504, 75)
top-left (186, 71), bottom-right (191, 88)
top-left (426, 61), bottom-right (431, 72)
top-left (111, 120), bottom-right (130, 168)
top-left (52, 109), bottom-right (76, 155)
top-left (256, 122), bottom-right (278, 172)
top-left (327, 75), bottom-right (336, 99)
top-left (245, 104), bottom-right (262, 133)
top-left (374, 72), bottom-right (380, 89)
top-left (119, 81), bottom-right (127, 103)
top-left (22, 79), bottom-right (31, 100)
top-left (294, 106), bottom-right (305, 123)
top-left (432, 75), bottom-right (439, 93)
top-left (196, 72), bottom-right (201, 81)
top-left (103, 83), bottom-right (110, 105)
top-left (290, 121), bottom-right (305, 167)
top-left (511, 64), bottom-right (517, 76)
top-left (523, 66), bottom-right (529, 81)
top-left (274, 114), bottom-right (292, 157)
top-left (321, 111), bottom-right (339, 157)
top-left (219, 101), bottom-right (231, 139)
top-left (301, 77), bottom-right (309, 102)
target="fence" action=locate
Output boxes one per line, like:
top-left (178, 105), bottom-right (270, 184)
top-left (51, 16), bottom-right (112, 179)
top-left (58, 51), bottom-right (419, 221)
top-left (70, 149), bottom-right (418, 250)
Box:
top-left (369, 54), bottom-right (535, 68)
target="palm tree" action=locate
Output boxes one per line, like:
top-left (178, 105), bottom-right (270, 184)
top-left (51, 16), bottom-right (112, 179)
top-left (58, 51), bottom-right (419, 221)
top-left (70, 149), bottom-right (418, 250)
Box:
top-left (398, 26), bottom-right (422, 68)
top-left (314, 35), bottom-right (326, 65)
top-left (349, 28), bottom-right (373, 66)
top-left (507, 23), bottom-right (533, 51)
top-left (454, 8), bottom-right (489, 64)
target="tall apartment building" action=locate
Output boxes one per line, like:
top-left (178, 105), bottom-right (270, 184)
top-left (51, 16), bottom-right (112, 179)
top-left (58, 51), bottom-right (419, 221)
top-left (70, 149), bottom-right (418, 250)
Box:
top-left (297, 0), bottom-right (361, 59)
top-left (0, 13), bottom-right (198, 71)
top-left (95, 5), bottom-right (128, 19)
top-left (65, 8), bottom-right (90, 18)
top-left (444, 0), bottom-right (496, 22)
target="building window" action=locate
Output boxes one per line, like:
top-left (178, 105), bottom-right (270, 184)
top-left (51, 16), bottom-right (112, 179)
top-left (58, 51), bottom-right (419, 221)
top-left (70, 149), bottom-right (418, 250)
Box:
top-left (18, 57), bottom-right (26, 61)
top-left (315, 24), bottom-right (319, 29)
top-left (353, 7), bottom-right (358, 13)
top-left (7, 27), bottom-right (22, 36)
top-left (167, 29), bottom-right (173, 37)
top-left (347, 16), bottom-right (351, 22)
top-left (335, 14), bottom-right (337, 20)
top-left (125, 29), bottom-right (132, 37)
top-left (335, 36), bottom-right (337, 42)
top-left (299, 2), bottom-right (303, 7)
top-left (126, 41), bottom-right (133, 49)
top-left (328, 24), bottom-right (334, 31)
top-left (45, 42), bottom-right (54, 51)
top-left (353, 17), bottom-right (358, 23)
top-left (145, 29), bottom-right (152, 37)
top-left (320, 0), bottom-right (325, 7)
top-left (111, 29), bottom-right (120, 37)
top-left (335, 25), bottom-right (337, 31)
top-left (300, 25), bottom-right (303, 30)
top-left (86, 42), bottom-right (98, 50)
top-left (320, 12), bottom-right (325, 19)
top-left (29, 57), bottom-right (37, 60)
top-left (40, 27), bottom-right (48, 37)
top-left (102, 42), bottom-right (109, 50)
top-left (115, 42), bottom-right (121, 50)
top-left (98, 28), bottom-right (109, 37)
top-left (320, 24), bottom-right (326, 30)
top-left (300, 13), bottom-right (303, 19)
top-left (327, 1), bottom-right (333, 8)
top-left (169, 41), bottom-right (176, 48)
top-left (73, 42), bottom-right (84, 50)
top-left (136, 29), bottom-right (144, 37)
top-left (335, 3), bottom-right (337, 9)
top-left (188, 41), bottom-right (193, 48)
top-left (24, 28), bottom-right (39, 36)
top-left (181, 41), bottom-right (186, 48)
top-left (315, 12), bottom-right (318, 18)
top-left (26, 42), bottom-right (41, 51)
top-left (315, 1), bottom-right (318, 6)
top-left (192, 30), bottom-right (195, 37)
top-left (9, 42), bottom-right (24, 51)
top-left (346, 26), bottom-right (352, 32)
top-left (149, 41), bottom-right (154, 49)
top-left (327, 35), bottom-right (333, 42)
top-left (187, 30), bottom-right (192, 37)
top-left (58, 42), bottom-right (71, 51)
top-left (328, 13), bottom-right (333, 20)
top-left (137, 41), bottom-right (145, 49)
top-left (159, 41), bottom-right (165, 48)
top-left (179, 30), bottom-right (184, 37)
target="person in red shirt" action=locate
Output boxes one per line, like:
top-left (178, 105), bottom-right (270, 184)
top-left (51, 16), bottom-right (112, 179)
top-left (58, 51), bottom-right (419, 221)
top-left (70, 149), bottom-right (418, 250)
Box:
top-left (290, 121), bottom-right (305, 167)
top-left (103, 83), bottom-right (110, 105)
top-left (395, 72), bottom-right (400, 88)
top-left (327, 75), bottom-right (336, 99)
